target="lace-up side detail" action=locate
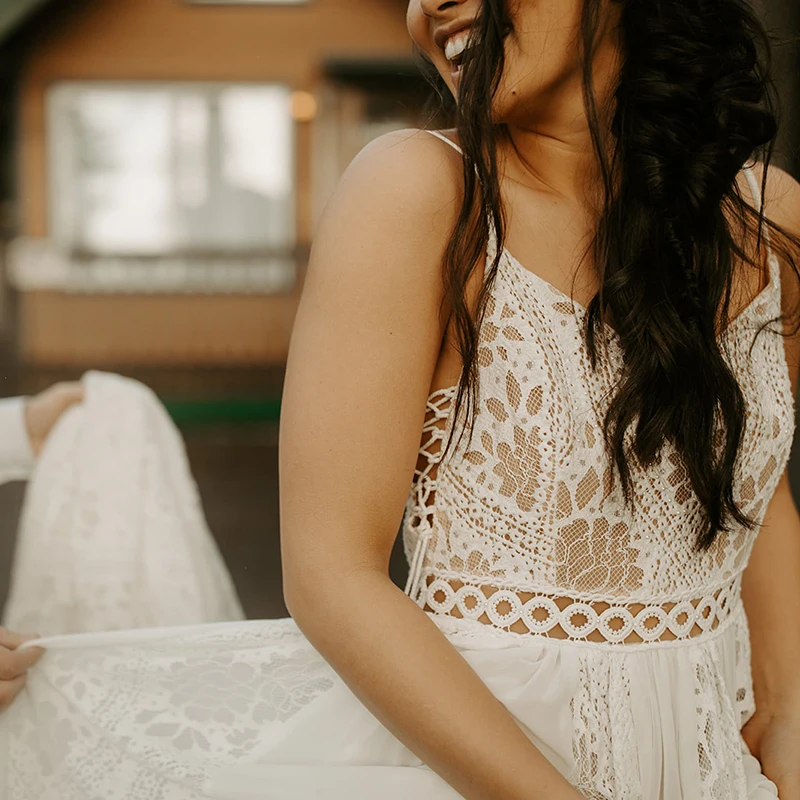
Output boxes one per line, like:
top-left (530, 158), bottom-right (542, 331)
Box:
top-left (404, 387), bottom-right (457, 601)
top-left (419, 577), bottom-right (741, 645)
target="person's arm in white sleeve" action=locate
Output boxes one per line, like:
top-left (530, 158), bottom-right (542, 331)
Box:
top-left (0, 397), bottom-right (35, 484)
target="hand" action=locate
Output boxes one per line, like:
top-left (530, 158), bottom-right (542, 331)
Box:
top-left (743, 709), bottom-right (800, 798)
top-left (24, 382), bottom-right (84, 456)
top-left (0, 627), bottom-right (44, 711)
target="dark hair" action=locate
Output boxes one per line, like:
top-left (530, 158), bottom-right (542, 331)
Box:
top-left (425, 0), bottom-right (800, 550)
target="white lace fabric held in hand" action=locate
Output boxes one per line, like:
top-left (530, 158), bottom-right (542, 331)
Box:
top-left (2, 371), bottom-right (244, 635)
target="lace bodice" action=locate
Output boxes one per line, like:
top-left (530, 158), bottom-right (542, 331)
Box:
top-left (402, 146), bottom-right (794, 645)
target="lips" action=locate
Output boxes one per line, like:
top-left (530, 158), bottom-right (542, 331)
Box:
top-left (433, 20), bottom-right (474, 54)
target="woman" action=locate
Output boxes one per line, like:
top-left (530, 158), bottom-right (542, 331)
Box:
top-left (2, 0), bottom-right (799, 798)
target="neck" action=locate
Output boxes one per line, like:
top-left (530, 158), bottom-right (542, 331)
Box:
top-left (500, 123), bottom-right (601, 205)
top-left (500, 23), bottom-right (621, 206)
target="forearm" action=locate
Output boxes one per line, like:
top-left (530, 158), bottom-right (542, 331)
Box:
top-left (742, 476), bottom-right (800, 713)
top-left (286, 568), bottom-right (581, 800)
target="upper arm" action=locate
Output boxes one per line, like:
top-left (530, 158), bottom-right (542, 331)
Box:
top-left (749, 163), bottom-right (800, 395)
top-left (279, 130), bottom-right (463, 601)
top-left (740, 163), bottom-right (800, 511)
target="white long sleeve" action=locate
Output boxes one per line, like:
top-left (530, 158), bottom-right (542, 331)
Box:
top-left (0, 396), bottom-right (35, 484)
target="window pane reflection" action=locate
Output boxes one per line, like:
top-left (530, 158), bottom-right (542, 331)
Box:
top-left (53, 83), bottom-right (294, 256)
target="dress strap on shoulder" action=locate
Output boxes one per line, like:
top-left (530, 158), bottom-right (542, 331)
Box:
top-left (742, 163), bottom-right (777, 280)
top-left (424, 129), bottom-right (500, 264)
top-left (743, 163), bottom-right (770, 246)
top-left (425, 130), bottom-right (464, 156)
top-left (743, 164), bottom-right (764, 210)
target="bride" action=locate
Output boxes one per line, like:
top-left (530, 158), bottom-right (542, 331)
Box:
top-left (2, 0), bottom-right (800, 797)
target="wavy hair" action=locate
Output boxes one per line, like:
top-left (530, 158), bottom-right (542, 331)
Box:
top-left (425, 0), bottom-right (800, 550)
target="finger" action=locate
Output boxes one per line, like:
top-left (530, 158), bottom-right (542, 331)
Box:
top-left (0, 646), bottom-right (44, 680)
top-left (0, 627), bottom-right (42, 650)
top-left (57, 384), bottom-right (85, 407)
top-left (0, 627), bottom-right (36, 650)
top-left (0, 674), bottom-right (26, 710)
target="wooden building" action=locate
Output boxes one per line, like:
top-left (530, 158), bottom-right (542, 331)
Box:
top-left (0, 0), bottom-right (429, 367)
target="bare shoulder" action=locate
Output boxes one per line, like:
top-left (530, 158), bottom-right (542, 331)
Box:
top-left (303, 128), bottom-right (467, 313)
top-left (294, 129), bottom-right (469, 377)
top-left (736, 162), bottom-right (800, 295)
top-left (321, 128), bottom-right (464, 237)
top-left (352, 127), bottom-right (462, 169)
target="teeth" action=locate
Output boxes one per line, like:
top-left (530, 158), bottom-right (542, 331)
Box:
top-left (444, 32), bottom-right (471, 63)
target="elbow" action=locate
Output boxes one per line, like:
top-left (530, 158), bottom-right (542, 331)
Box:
top-left (283, 580), bottom-right (310, 625)
top-left (282, 564), bottom-right (310, 623)
top-left (282, 558), bottom-right (332, 627)
top-left (282, 555), bottom-right (386, 628)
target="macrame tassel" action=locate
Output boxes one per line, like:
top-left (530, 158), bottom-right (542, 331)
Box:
top-left (404, 531), bottom-right (431, 605)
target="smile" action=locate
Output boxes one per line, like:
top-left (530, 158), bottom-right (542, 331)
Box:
top-left (443, 29), bottom-right (473, 87)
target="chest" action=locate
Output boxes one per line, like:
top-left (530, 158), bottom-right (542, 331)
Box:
top-left (456, 252), bottom-right (794, 519)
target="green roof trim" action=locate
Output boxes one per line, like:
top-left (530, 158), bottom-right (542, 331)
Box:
top-left (0, 0), bottom-right (51, 43)
top-left (163, 397), bottom-right (281, 427)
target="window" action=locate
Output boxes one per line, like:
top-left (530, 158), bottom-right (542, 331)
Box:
top-left (49, 82), bottom-right (295, 265)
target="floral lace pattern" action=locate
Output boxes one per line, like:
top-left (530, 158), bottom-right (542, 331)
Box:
top-left (7, 620), bottom-right (337, 799)
top-left (571, 649), bottom-right (639, 798)
top-left (692, 645), bottom-right (749, 797)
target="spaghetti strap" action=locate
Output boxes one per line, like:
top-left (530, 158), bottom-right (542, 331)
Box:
top-left (743, 164), bottom-right (772, 246)
top-left (743, 164), bottom-right (763, 209)
top-left (743, 163), bottom-right (777, 281)
top-left (424, 129), bottom-right (499, 262)
top-left (425, 130), bottom-right (464, 156)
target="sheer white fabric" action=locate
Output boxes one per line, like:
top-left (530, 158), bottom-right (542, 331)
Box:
top-left (0, 397), bottom-right (35, 484)
top-left (3, 371), bottom-right (244, 634)
top-left (0, 616), bottom-right (778, 799)
top-left (0, 140), bottom-right (791, 799)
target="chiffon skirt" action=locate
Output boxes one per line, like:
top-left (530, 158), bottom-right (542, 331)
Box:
top-left (0, 609), bottom-right (778, 799)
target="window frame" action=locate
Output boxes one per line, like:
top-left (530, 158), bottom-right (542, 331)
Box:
top-left (47, 80), bottom-right (297, 261)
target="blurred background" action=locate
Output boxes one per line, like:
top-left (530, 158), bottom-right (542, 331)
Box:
top-left (0, 0), bottom-right (796, 621)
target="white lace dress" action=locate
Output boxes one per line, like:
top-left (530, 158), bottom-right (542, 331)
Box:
top-left (0, 147), bottom-right (792, 799)
top-left (3, 371), bottom-right (244, 635)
